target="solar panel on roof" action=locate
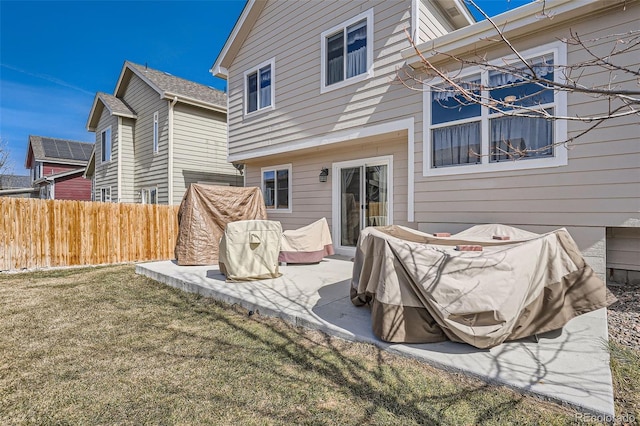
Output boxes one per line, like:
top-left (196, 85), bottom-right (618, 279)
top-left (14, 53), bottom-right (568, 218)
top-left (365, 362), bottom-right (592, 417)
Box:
top-left (41, 138), bottom-right (59, 158)
top-left (57, 142), bottom-right (72, 159)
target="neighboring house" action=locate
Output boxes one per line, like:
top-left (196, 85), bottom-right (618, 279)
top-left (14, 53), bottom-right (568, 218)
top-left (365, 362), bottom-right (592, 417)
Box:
top-left (0, 174), bottom-right (37, 198)
top-left (211, 0), bottom-right (639, 280)
top-left (85, 61), bottom-right (242, 205)
top-left (24, 135), bottom-right (93, 200)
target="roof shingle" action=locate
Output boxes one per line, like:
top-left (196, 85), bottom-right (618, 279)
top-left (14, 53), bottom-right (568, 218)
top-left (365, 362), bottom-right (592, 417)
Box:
top-left (28, 135), bottom-right (93, 165)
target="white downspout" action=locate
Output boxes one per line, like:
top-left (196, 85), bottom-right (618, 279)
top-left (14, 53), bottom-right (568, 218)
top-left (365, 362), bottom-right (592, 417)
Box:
top-left (168, 96), bottom-right (178, 205)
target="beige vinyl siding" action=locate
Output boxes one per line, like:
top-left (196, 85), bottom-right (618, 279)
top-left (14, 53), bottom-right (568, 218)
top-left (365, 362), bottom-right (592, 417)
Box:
top-left (227, 0), bottom-right (423, 159)
top-left (244, 132), bottom-right (411, 233)
top-left (119, 118), bottom-right (136, 202)
top-left (418, 0), bottom-right (452, 42)
top-left (607, 228), bottom-right (640, 272)
top-left (94, 108), bottom-right (119, 201)
top-left (172, 103), bottom-right (240, 205)
top-left (413, 3), bottom-right (639, 277)
top-left (122, 74), bottom-right (169, 204)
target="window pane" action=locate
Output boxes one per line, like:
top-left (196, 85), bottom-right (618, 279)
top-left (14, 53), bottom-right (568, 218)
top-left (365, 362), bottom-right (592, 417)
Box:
top-left (150, 188), bottom-right (157, 204)
top-left (247, 72), bottom-right (258, 113)
top-left (276, 169), bottom-right (288, 209)
top-left (346, 20), bottom-right (366, 78)
top-left (490, 112), bottom-right (553, 162)
top-left (326, 31), bottom-right (344, 86)
top-left (489, 55), bottom-right (554, 110)
top-left (432, 121), bottom-right (481, 167)
top-left (101, 128), bottom-right (111, 161)
top-left (431, 76), bottom-right (481, 125)
top-left (263, 170), bottom-right (275, 208)
top-left (259, 65), bottom-right (271, 109)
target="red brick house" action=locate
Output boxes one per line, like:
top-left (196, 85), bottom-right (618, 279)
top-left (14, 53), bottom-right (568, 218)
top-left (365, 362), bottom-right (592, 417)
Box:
top-left (24, 135), bottom-right (93, 200)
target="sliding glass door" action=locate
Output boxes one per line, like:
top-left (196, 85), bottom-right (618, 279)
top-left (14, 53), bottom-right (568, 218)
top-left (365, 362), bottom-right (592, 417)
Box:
top-left (333, 156), bottom-right (392, 252)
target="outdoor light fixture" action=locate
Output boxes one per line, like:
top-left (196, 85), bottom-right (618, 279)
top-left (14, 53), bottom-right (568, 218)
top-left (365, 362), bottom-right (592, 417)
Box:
top-left (319, 168), bottom-right (329, 183)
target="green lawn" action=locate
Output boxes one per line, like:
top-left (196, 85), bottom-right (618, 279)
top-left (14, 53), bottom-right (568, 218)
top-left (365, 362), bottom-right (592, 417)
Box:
top-left (0, 265), bottom-right (627, 425)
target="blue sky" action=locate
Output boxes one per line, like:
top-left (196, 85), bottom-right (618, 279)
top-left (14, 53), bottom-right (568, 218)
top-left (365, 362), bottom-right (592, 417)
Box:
top-left (0, 0), bottom-right (532, 174)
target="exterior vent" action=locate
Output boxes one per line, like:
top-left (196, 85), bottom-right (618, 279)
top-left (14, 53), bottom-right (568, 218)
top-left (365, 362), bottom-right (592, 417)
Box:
top-left (446, 6), bottom-right (460, 17)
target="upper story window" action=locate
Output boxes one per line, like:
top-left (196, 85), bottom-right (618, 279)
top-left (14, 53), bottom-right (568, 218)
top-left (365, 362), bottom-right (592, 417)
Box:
top-left (101, 126), bottom-right (112, 163)
top-left (424, 41), bottom-right (567, 177)
top-left (244, 58), bottom-right (275, 115)
top-left (153, 112), bottom-right (159, 153)
top-left (320, 9), bottom-right (374, 93)
top-left (32, 162), bottom-right (41, 181)
top-left (261, 164), bottom-right (291, 213)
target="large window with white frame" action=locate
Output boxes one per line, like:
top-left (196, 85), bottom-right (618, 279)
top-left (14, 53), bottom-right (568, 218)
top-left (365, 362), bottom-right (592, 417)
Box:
top-left (424, 41), bottom-right (567, 176)
top-left (245, 58), bottom-right (275, 115)
top-left (101, 127), bottom-right (112, 162)
top-left (261, 164), bottom-right (291, 212)
top-left (153, 111), bottom-right (159, 153)
top-left (320, 8), bottom-right (374, 93)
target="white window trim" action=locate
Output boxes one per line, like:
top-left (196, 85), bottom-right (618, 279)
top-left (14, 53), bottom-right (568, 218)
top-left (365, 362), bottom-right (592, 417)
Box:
top-left (101, 126), bottom-right (112, 163)
top-left (320, 8), bottom-right (374, 94)
top-left (243, 57), bottom-right (276, 117)
top-left (97, 186), bottom-right (111, 202)
top-left (261, 163), bottom-right (292, 213)
top-left (153, 111), bottom-right (159, 154)
top-left (423, 41), bottom-right (568, 177)
top-left (141, 187), bottom-right (158, 204)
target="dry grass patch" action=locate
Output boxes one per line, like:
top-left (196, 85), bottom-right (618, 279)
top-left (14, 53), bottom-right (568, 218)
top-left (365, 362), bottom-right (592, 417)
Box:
top-left (0, 265), bottom-right (599, 425)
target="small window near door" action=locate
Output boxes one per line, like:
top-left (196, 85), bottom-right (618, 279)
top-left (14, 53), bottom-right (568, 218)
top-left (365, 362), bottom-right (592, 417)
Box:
top-left (261, 164), bottom-right (291, 212)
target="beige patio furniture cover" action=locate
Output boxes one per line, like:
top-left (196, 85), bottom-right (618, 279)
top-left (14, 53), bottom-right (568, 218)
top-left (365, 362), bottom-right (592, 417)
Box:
top-left (219, 220), bottom-right (283, 282)
top-left (175, 184), bottom-right (267, 265)
top-left (279, 217), bottom-right (335, 263)
top-left (351, 224), bottom-right (613, 349)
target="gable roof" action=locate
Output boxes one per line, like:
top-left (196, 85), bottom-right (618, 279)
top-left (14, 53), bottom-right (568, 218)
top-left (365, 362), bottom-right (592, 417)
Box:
top-left (87, 92), bottom-right (138, 131)
top-left (115, 61), bottom-right (227, 112)
top-left (25, 135), bottom-right (94, 168)
top-left (210, 0), bottom-right (472, 79)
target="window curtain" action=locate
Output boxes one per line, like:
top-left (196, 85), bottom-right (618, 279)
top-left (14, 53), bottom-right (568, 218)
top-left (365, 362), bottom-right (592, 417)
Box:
top-left (490, 114), bottom-right (553, 162)
top-left (489, 54), bottom-right (554, 87)
top-left (432, 122), bottom-right (481, 167)
top-left (346, 21), bottom-right (366, 78)
top-left (327, 32), bottom-right (344, 85)
top-left (247, 73), bottom-right (258, 112)
top-left (259, 66), bottom-right (271, 109)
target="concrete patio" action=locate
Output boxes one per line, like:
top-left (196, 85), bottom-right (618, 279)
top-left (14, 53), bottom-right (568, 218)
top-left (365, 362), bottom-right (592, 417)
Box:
top-left (136, 256), bottom-right (614, 417)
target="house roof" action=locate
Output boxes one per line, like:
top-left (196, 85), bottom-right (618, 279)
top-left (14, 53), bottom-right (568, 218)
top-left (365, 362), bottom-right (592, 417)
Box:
top-left (115, 61), bottom-right (227, 112)
top-left (86, 92), bottom-right (137, 131)
top-left (401, 0), bottom-right (614, 68)
top-left (210, 0), bottom-right (473, 79)
top-left (34, 167), bottom-right (87, 185)
top-left (25, 135), bottom-right (94, 168)
top-left (0, 174), bottom-right (31, 189)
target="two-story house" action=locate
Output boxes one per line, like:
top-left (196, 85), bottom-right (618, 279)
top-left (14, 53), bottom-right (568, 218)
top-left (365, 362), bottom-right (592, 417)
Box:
top-left (24, 135), bottom-right (93, 200)
top-left (85, 61), bottom-right (242, 205)
top-left (211, 0), bottom-right (639, 281)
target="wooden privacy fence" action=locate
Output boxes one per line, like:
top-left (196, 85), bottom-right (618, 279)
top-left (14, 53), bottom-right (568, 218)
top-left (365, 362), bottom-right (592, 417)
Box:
top-left (0, 198), bottom-right (180, 271)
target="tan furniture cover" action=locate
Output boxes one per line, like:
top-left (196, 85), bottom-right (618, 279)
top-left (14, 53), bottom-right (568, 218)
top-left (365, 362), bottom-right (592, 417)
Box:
top-left (351, 224), bottom-right (613, 349)
top-left (279, 217), bottom-right (335, 263)
top-left (219, 220), bottom-right (283, 282)
top-left (174, 184), bottom-right (267, 265)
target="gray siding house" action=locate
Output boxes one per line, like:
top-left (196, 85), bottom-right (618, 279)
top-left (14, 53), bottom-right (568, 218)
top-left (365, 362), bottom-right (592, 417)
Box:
top-left (211, 0), bottom-right (639, 281)
top-left (86, 61), bottom-right (242, 205)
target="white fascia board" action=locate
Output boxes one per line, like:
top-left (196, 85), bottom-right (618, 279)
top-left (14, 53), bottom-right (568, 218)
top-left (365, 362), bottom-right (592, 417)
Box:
top-left (162, 92), bottom-right (227, 114)
top-left (402, 0), bottom-right (596, 66)
top-left (210, 0), bottom-right (256, 78)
